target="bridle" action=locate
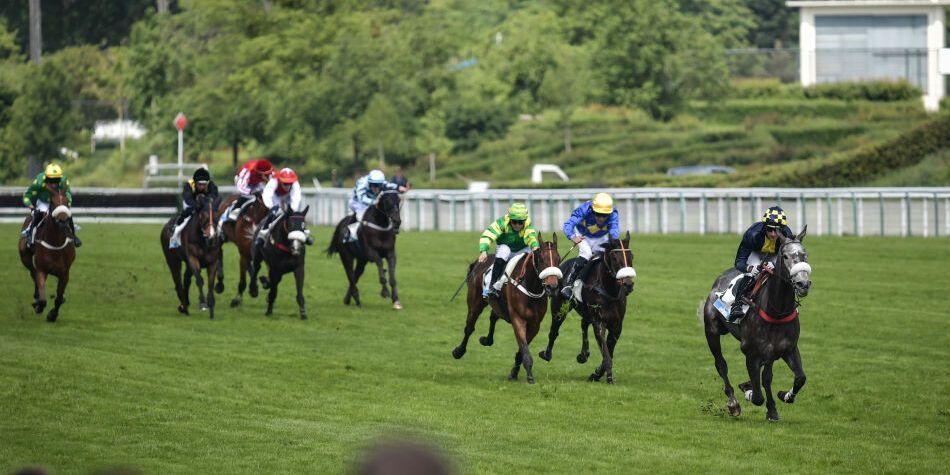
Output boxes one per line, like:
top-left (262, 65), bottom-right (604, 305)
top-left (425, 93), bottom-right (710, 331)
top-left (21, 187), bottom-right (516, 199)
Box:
top-left (34, 185), bottom-right (74, 250)
top-left (364, 191), bottom-right (400, 232)
top-left (508, 242), bottom-right (561, 299)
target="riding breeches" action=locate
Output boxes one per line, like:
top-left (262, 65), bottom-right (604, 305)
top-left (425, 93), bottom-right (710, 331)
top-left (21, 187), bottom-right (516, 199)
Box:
top-left (577, 234), bottom-right (610, 260)
top-left (745, 251), bottom-right (777, 271)
top-left (495, 244), bottom-right (531, 261)
top-left (350, 199), bottom-right (369, 221)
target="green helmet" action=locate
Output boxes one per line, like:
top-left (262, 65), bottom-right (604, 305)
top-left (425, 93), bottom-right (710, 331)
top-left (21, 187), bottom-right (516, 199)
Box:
top-left (507, 202), bottom-right (529, 221)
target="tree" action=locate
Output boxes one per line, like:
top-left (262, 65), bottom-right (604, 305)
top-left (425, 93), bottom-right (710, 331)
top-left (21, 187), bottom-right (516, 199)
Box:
top-left (743, 0), bottom-right (798, 49)
top-left (0, 61), bottom-right (79, 181)
top-left (539, 46), bottom-right (590, 153)
top-left (359, 94), bottom-right (403, 169)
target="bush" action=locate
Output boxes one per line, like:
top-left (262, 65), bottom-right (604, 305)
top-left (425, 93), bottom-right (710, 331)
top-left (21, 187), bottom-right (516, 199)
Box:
top-left (729, 78), bottom-right (803, 99)
top-left (803, 80), bottom-right (921, 102)
top-left (768, 123), bottom-right (865, 147)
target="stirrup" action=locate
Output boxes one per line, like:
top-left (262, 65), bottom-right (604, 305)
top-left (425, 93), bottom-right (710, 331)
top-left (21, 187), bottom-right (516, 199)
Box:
top-left (560, 284), bottom-right (573, 299)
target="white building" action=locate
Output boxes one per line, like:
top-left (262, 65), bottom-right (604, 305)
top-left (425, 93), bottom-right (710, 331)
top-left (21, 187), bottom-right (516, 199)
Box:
top-left (787, 0), bottom-right (948, 110)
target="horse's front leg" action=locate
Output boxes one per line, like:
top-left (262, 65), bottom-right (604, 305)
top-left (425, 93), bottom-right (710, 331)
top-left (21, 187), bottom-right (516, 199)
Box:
top-left (604, 319), bottom-right (622, 384)
top-left (351, 259), bottom-right (367, 307)
top-left (589, 320), bottom-right (610, 383)
top-left (33, 270), bottom-right (48, 314)
top-left (577, 315), bottom-right (591, 364)
top-left (539, 299), bottom-right (568, 361)
top-left (46, 272), bottom-right (68, 322)
top-left (778, 347), bottom-right (806, 404)
top-left (762, 360), bottom-right (779, 421)
top-left (742, 356), bottom-right (765, 406)
top-left (188, 257), bottom-right (207, 311)
top-left (374, 255), bottom-right (390, 299)
top-left (294, 263), bottom-right (306, 320)
top-left (206, 259), bottom-right (217, 320)
top-left (265, 270), bottom-right (282, 316)
top-left (385, 252), bottom-right (400, 309)
top-left (248, 248), bottom-right (262, 298)
top-left (232, 253), bottom-right (248, 307)
top-left (215, 251), bottom-right (225, 294)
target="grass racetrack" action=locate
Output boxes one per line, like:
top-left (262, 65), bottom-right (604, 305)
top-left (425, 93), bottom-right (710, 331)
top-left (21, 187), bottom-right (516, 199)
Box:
top-left (1, 223), bottom-right (948, 474)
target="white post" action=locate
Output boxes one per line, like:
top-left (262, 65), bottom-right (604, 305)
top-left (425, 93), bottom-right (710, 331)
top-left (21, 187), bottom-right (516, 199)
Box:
top-left (177, 128), bottom-right (184, 184)
top-left (816, 197), bottom-right (823, 236)
top-left (858, 198), bottom-right (864, 237)
top-left (717, 197), bottom-right (724, 234)
top-left (836, 197), bottom-right (843, 236)
top-left (922, 197), bottom-right (929, 237)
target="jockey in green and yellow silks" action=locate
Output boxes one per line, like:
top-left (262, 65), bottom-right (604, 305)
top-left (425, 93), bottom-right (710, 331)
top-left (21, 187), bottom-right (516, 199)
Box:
top-left (21, 163), bottom-right (81, 248)
top-left (477, 202), bottom-right (539, 298)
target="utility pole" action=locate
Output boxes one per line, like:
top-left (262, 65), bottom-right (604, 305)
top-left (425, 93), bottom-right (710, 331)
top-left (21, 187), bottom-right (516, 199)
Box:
top-left (262, 0), bottom-right (272, 13)
top-left (157, 0), bottom-right (169, 14)
top-left (28, 0), bottom-right (41, 64)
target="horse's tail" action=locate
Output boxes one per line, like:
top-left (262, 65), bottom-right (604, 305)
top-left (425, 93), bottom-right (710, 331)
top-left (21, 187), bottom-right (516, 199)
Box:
top-left (326, 218), bottom-right (347, 257)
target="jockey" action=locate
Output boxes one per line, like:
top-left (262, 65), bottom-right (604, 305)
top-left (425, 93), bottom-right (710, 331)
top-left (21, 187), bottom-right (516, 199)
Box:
top-left (21, 163), bottom-right (81, 248)
top-left (560, 192), bottom-right (620, 299)
top-left (255, 167), bottom-right (310, 248)
top-left (478, 203), bottom-right (540, 299)
top-left (169, 168), bottom-right (219, 249)
top-left (219, 158), bottom-right (274, 230)
top-left (346, 169), bottom-right (409, 241)
top-left (728, 206), bottom-right (795, 322)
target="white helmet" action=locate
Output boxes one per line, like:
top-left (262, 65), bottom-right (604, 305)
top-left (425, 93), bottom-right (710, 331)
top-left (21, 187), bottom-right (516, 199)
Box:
top-left (367, 169), bottom-right (386, 185)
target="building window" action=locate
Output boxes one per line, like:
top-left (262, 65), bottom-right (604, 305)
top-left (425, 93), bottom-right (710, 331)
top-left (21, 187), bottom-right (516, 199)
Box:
top-left (815, 15), bottom-right (928, 90)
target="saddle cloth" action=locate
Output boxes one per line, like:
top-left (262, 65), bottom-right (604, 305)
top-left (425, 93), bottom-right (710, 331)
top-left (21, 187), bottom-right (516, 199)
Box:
top-left (482, 254), bottom-right (527, 294)
top-left (712, 274), bottom-right (749, 318)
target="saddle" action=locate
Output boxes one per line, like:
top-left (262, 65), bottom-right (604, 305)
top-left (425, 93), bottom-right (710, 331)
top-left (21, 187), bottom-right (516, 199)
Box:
top-left (481, 254), bottom-right (527, 295)
top-left (568, 256), bottom-right (602, 303)
top-left (712, 271), bottom-right (770, 319)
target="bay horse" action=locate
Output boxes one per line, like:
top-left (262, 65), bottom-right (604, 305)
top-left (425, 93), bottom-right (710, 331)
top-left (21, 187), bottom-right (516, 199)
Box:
top-left (248, 205), bottom-right (310, 319)
top-left (326, 190), bottom-right (403, 309)
top-left (451, 235), bottom-right (562, 384)
top-left (160, 194), bottom-right (222, 319)
top-left (701, 226), bottom-right (811, 421)
top-left (218, 193), bottom-right (269, 306)
top-left (540, 233), bottom-right (636, 384)
top-left (18, 184), bottom-right (76, 322)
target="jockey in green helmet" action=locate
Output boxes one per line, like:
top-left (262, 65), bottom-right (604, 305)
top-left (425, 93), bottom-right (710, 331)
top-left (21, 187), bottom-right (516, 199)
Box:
top-left (477, 202), bottom-right (540, 299)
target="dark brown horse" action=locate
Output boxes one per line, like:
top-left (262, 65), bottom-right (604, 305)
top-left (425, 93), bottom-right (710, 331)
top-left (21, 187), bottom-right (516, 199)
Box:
top-left (18, 184), bottom-right (76, 322)
top-left (541, 233), bottom-right (636, 384)
top-left (160, 194), bottom-right (222, 319)
top-left (702, 226), bottom-right (811, 421)
top-left (327, 190), bottom-right (403, 309)
top-left (248, 206), bottom-right (309, 319)
top-left (218, 193), bottom-right (268, 306)
top-left (452, 235), bottom-right (562, 384)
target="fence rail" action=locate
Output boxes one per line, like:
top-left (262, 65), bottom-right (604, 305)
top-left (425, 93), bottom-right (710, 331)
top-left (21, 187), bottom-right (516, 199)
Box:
top-left (313, 187), bottom-right (950, 238)
top-left (2, 186), bottom-right (948, 237)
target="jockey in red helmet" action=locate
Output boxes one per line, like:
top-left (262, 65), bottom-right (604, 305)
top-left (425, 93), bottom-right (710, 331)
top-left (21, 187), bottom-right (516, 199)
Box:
top-left (219, 159), bottom-right (274, 230)
top-left (255, 167), bottom-right (311, 247)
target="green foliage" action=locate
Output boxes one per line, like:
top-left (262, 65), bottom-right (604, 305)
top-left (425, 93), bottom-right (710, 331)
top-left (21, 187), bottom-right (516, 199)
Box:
top-left (803, 80), bottom-right (922, 102)
top-left (729, 78), bottom-right (803, 99)
top-left (591, 0), bottom-right (730, 120)
top-left (0, 61), bottom-right (79, 181)
top-left (743, 0), bottom-right (798, 48)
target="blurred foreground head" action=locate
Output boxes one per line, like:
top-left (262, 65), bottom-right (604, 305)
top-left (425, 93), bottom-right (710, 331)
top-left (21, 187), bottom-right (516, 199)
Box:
top-left (356, 440), bottom-right (454, 475)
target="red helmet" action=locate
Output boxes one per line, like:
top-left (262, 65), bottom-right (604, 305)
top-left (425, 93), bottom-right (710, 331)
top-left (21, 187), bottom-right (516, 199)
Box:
top-left (276, 168), bottom-right (298, 184)
top-left (253, 159), bottom-right (274, 176)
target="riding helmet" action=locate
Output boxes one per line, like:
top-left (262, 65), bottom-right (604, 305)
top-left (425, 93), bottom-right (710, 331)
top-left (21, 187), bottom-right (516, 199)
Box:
top-left (44, 163), bottom-right (64, 180)
top-left (192, 167), bottom-right (211, 183)
top-left (762, 206), bottom-right (787, 228)
top-left (277, 168), bottom-right (298, 184)
top-left (368, 169), bottom-right (386, 185)
top-left (592, 192), bottom-right (614, 214)
top-left (507, 202), bottom-right (529, 221)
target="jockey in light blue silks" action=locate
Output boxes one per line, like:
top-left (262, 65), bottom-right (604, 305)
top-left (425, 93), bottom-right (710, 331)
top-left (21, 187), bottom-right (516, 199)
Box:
top-left (559, 192), bottom-right (621, 299)
top-left (346, 169), bottom-right (408, 241)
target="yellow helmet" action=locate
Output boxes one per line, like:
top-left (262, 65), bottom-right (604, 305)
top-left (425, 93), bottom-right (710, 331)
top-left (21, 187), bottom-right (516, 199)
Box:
top-left (44, 163), bottom-right (64, 179)
top-left (592, 193), bottom-right (613, 214)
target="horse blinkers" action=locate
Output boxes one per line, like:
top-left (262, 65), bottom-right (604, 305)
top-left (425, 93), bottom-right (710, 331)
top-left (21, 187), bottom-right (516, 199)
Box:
top-left (779, 234), bottom-right (812, 298)
top-left (536, 236), bottom-right (562, 295)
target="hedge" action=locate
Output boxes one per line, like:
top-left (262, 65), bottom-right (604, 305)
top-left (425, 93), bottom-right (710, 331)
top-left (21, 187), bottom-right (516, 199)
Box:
top-left (803, 80), bottom-right (922, 102)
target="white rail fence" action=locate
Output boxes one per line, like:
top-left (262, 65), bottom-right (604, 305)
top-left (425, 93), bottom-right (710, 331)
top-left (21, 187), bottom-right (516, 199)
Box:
top-left (312, 187), bottom-right (950, 238)
top-left (2, 186), bottom-right (949, 237)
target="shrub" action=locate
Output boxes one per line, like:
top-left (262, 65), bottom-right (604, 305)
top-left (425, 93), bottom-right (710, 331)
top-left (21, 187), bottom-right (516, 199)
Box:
top-left (803, 80), bottom-right (921, 102)
top-left (729, 78), bottom-right (803, 99)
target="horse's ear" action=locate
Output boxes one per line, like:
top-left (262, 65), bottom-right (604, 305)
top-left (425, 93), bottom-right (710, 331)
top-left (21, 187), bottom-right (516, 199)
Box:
top-left (624, 230), bottom-right (630, 244)
top-left (796, 224), bottom-right (807, 242)
top-left (302, 205), bottom-right (310, 216)
top-left (552, 232), bottom-right (557, 247)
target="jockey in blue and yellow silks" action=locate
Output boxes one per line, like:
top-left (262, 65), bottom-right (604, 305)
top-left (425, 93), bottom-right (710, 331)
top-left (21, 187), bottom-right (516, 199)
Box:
top-left (559, 193), bottom-right (620, 298)
top-left (728, 206), bottom-right (795, 322)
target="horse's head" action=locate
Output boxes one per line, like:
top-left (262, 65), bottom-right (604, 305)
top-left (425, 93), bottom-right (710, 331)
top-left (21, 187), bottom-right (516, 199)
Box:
top-left (195, 195), bottom-right (217, 246)
top-left (777, 225), bottom-right (811, 298)
top-left (376, 190), bottom-right (402, 232)
top-left (534, 234), bottom-right (562, 296)
top-left (604, 231), bottom-right (636, 295)
top-left (45, 182), bottom-right (71, 224)
top-left (286, 206), bottom-right (310, 256)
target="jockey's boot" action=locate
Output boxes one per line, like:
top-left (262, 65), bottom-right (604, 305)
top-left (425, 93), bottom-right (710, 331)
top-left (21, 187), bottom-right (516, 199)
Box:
top-left (22, 209), bottom-right (42, 248)
top-left (560, 257), bottom-right (587, 299)
top-left (346, 221), bottom-right (360, 243)
top-left (169, 218), bottom-right (188, 249)
top-left (728, 275), bottom-right (752, 323)
top-left (68, 217), bottom-right (82, 247)
top-left (486, 257), bottom-right (506, 299)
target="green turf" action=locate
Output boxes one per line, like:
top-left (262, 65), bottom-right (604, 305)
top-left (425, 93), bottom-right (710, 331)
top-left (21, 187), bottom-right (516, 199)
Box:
top-left (1, 224), bottom-right (948, 474)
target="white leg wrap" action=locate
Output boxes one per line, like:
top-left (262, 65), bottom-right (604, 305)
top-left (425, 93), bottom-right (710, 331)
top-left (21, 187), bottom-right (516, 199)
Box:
top-left (783, 389), bottom-right (795, 402)
top-left (744, 389), bottom-right (754, 401)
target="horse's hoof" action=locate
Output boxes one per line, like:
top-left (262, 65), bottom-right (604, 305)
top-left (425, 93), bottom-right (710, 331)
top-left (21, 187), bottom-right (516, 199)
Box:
top-left (538, 350), bottom-right (551, 361)
top-left (46, 310), bottom-right (59, 322)
top-left (33, 301), bottom-right (45, 314)
top-left (393, 301), bottom-right (402, 310)
top-left (230, 298), bottom-right (241, 308)
top-left (508, 374), bottom-right (518, 382)
top-left (265, 310), bottom-right (273, 317)
top-left (215, 282), bottom-right (224, 294)
top-left (199, 303), bottom-right (209, 311)
top-left (260, 277), bottom-right (270, 290)
top-left (587, 374), bottom-right (599, 382)
top-left (727, 400), bottom-right (742, 417)
top-left (527, 376), bottom-right (535, 384)
top-left (778, 391), bottom-right (796, 404)
top-left (767, 411), bottom-right (780, 422)
top-left (300, 312), bottom-right (308, 320)
top-left (452, 347), bottom-right (465, 359)
top-left (479, 336), bottom-right (493, 347)
top-left (381, 289), bottom-right (390, 299)
top-left (606, 376), bottom-right (614, 384)
top-left (577, 353), bottom-right (588, 364)
top-left (739, 381), bottom-right (752, 393)
top-left (249, 287), bottom-right (258, 298)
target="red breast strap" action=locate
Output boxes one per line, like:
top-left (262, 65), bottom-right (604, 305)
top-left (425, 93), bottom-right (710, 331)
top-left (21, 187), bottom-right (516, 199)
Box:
top-left (758, 307), bottom-right (798, 324)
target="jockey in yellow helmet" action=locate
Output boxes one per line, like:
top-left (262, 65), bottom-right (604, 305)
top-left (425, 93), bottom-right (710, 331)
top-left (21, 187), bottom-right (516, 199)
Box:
top-left (21, 163), bottom-right (81, 248)
top-left (559, 192), bottom-right (620, 299)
